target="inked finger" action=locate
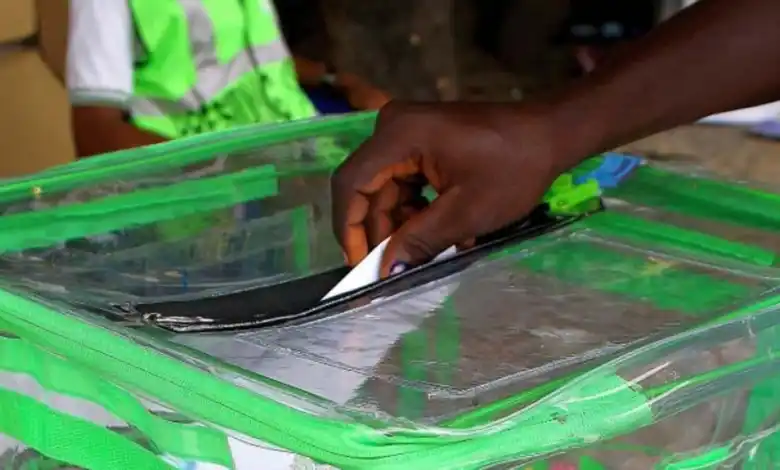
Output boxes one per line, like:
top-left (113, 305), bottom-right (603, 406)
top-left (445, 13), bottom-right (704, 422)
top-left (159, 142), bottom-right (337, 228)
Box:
top-left (380, 188), bottom-right (487, 277)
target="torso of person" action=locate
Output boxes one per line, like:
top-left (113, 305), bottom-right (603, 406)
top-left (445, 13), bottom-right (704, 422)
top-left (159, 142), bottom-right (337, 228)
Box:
top-left (67, 0), bottom-right (317, 139)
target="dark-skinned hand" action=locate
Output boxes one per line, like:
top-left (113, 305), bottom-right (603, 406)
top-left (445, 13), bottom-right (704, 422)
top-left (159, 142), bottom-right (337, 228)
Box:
top-left (331, 101), bottom-right (570, 278)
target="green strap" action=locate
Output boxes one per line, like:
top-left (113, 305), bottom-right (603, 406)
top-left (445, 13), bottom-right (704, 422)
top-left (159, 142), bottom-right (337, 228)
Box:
top-left (659, 446), bottom-right (731, 469)
top-left (0, 337), bottom-right (233, 467)
top-left (503, 231), bottom-right (754, 315)
top-left (0, 282), bottom-right (658, 469)
top-left (580, 212), bottom-right (775, 267)
top-left (606, 165), bottom-right (780, 232)
top-left (0, 112), bottom-right (375, 206)
top-left (6, 276), bottom-right (778, 467)
top-left (0, 387), bottom-right (172, 470)
top-left (0, 164), bottom-right (278, 254)
top-left (738, 322), bottom-right (780, 469)
top-left (444, 300), bottom-right (780, 432)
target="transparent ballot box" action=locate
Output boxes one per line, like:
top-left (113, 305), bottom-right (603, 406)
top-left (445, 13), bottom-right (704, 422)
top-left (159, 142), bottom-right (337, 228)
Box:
top-left (0, 113), bottom-right (780, 469)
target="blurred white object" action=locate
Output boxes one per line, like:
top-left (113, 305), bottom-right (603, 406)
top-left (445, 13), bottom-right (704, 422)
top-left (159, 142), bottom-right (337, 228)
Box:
top-left (698, 101), bottom-right (780, 127)
top-left (322, 238), bottom-right (456, 300)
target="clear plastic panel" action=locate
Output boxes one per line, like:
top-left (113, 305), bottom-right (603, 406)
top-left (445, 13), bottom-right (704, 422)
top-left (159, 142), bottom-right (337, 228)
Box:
top-left (508, 305), bottom-right (780, 469)
top-left (1, 117), bottom-right (780, 468)
top-left (599, 160), bottom-right (780, 257)
top-left (202, 229), bottom-right (775, 423)
top-left (0, 331), bottom-right (328, 470)
top-left (0, 118), bottom-right (364, 306)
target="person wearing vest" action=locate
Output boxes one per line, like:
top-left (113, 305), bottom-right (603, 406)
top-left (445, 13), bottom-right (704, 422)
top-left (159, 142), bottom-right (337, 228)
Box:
top-left (66, 0), bottom-right (390, 158)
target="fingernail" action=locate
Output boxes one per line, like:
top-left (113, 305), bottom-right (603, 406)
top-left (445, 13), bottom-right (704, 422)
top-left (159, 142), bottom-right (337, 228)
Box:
top-left (389, 261), bottom-right (410, 276)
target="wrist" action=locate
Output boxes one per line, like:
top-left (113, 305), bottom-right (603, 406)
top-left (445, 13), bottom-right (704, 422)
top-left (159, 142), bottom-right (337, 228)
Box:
top-left (491, 97), bottom-right (605, 180)
top-left (536, 85), bottom-right (617, 174)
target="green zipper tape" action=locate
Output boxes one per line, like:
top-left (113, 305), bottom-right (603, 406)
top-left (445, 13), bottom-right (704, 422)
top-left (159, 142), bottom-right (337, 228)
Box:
top-left (606, 166), bottom-right (780, 231)
top-left (444, 296), bottom-right (780, 432)
top-left (659, 446), bottom-right (731, 469)
top-left (580, 212), bottom-right (775, 267)
top-left (741, 323), bottom-right (780, 469)
top-left (291, 205), bottom-right (311, 274)
top-left (0, 112), bottom-right (374, 206)
top-left (0, 165), bottom-right (278, 254)
top-left (25, 280), bottom-right (776, 468)
top-left (644, 352), bottom-right (780, 403)
top-left (0, 134), bottom-right (776, 467)
top-left (0, 337), bottom-right (233, 467)
top-left (1, 285), bottom-right (778, 468)
top-left (0, 387), bottom-right (172, 470)
top-left (0, 284), bottom-right (660, 470)
top-left (503, 234), bottom-right (755, 315)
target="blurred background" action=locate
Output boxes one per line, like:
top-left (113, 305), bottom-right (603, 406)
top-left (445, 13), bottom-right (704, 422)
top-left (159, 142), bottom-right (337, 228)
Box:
top-left (1, 0), bottom-right (779, 184)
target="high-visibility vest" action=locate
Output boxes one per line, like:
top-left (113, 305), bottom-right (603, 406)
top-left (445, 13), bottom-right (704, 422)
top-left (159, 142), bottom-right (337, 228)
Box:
top-left (128, 0), bottom-right (318, 138)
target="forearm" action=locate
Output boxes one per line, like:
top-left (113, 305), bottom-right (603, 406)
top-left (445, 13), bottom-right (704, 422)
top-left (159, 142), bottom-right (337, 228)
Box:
top-left (546, 0), bottom-right (780, 170)
top-left (292, 56), bottom-right (364, 90)
top-left (292, 56), bottom-right (328, 86)
top-left (84, 124), bottom-right (166, 157)
top-left (72, 107), bottom-right (167, 158)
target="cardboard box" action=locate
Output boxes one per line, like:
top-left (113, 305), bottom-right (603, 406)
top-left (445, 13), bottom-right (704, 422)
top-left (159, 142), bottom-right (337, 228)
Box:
top-left (0, 0), bottom-right (36, 44)
top-left (0, 0), bottom-right (74, 178)
top-left (38, 0), bottom-right (69, 82)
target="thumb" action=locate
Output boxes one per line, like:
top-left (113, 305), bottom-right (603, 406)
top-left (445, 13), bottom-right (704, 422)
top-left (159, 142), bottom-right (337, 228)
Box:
top-left (379, 188), bottom-right (479, 278)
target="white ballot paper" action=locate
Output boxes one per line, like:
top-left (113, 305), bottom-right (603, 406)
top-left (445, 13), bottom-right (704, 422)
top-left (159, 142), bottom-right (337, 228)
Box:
top-left (322, 238), bottom-right (457, 300)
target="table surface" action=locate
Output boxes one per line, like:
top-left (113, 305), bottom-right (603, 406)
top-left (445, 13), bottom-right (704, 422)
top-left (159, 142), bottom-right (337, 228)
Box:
top-left (622, 124), bottom-right (780, 185)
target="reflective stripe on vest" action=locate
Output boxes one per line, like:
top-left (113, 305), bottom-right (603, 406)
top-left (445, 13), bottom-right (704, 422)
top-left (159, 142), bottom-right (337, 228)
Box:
top-left (129, 0), bottom-right (317, 138)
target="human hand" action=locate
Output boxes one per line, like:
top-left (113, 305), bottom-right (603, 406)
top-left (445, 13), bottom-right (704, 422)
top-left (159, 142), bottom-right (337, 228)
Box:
top-left (338, 73), bottom-right (391, 110)
top-left (331, 101), bottom-right (573, 277)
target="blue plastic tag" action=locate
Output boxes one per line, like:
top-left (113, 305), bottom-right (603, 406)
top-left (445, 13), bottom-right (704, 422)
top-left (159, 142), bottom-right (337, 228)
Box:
top-left (575, 152), bottom-right (642, 189)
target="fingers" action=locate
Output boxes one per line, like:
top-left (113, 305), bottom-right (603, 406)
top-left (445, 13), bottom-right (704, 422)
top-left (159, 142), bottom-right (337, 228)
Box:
top-left (339, 209), bottom-right (370, 267)
top-left (365, 180), bottom-right (400, 248)
top-left (331, 133), bottom-right (422, 266)
top-left (379, 187), bottom-right (483, 277)
top-left (365, 179), bottom-right (425, 248)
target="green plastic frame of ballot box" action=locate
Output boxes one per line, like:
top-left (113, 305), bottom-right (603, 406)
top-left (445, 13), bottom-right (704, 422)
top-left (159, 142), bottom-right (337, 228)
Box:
top-left (0, 116), bottom-right (779, 468)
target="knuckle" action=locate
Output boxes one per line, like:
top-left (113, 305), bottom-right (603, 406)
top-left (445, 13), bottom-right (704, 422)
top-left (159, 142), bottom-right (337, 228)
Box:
top-left (401, 230), bottom-right (440, 262)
